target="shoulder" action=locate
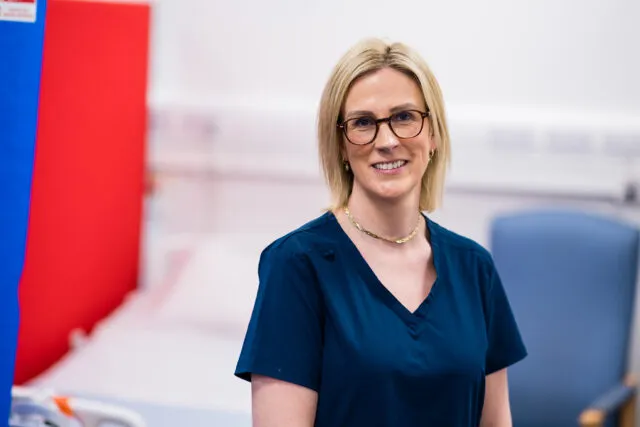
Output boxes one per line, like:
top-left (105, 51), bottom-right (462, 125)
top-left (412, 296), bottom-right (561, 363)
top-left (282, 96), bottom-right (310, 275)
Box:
top-left (259, 211), bottom-right (338, 267)
top-left (427, 216), bottom-right (496, 274)
top-left (253, 212), bottom-right (337, 302)
top-left (428, 217), bottom-right (492, 261)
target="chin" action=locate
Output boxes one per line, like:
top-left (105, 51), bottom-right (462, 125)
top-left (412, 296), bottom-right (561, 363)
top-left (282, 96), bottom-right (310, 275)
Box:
top-left (367, 183), bottom-right (419, 204)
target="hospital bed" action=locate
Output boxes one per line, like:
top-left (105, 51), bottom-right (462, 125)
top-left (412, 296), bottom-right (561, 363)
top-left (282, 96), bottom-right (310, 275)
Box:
top-left (21, 231), bottom-right (275, 427)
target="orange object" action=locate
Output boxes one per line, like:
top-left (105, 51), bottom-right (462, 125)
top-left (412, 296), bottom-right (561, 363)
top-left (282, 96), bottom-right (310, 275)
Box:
top-left (15, 0), bottom-right (151, 383)
top-left (53, 396), bottom-right (75, 417)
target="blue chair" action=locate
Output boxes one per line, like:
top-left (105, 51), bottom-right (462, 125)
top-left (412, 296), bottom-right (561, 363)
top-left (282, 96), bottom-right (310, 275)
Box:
top-left (490, 209), bottom-right (639, 427)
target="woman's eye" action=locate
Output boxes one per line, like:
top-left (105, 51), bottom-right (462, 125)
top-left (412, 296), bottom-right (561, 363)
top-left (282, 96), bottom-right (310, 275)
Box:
top-left (394, 111), bottom-right (416, 122)
top-left (353, 117), bottom-right (374, 127)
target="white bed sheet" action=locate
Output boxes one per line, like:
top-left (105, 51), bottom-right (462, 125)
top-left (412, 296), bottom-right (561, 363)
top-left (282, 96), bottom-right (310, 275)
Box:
top-left (28, 289), bottom-right (252, 416)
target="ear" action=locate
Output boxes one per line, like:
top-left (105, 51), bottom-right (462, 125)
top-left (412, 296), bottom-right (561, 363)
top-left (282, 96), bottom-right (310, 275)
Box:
top-left (341, 146), bottom-right (348, 163)
top-left (340, 136), bottom-right (349, 163)
top-left (428, 130), bottom-right (437, 153)
top-left (425, 110), bottom-right (437, 150)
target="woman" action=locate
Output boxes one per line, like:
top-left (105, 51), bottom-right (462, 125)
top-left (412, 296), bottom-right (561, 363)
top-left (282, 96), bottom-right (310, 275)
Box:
top-left (235, 38), bottom-right (527, 427)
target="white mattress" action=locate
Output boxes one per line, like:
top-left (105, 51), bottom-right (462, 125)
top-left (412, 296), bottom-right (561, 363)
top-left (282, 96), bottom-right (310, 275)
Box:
top-left (30, 290), bottom-right (251, 414)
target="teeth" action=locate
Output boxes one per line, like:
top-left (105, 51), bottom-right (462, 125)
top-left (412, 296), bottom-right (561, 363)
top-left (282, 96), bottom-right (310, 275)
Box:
top-left (374, 160), bottom-right (406, 170)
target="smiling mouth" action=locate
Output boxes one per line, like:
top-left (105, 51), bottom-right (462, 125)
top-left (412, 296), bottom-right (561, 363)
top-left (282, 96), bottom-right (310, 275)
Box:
top-left (372, 160), bottom-right (407, 170)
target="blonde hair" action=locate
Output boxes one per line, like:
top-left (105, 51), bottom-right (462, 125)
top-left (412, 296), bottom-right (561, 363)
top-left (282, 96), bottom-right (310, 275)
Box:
top-left (318, 38), bottom-right (451, 212)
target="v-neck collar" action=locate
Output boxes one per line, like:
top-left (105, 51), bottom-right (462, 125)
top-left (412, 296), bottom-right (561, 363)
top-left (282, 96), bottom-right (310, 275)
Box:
top-left (328, 211), bottom-right (443, 331)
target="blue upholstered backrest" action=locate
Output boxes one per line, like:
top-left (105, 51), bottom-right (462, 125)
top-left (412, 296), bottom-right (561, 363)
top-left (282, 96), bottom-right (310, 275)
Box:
top-left (490, 210), bottom-right (639, 427)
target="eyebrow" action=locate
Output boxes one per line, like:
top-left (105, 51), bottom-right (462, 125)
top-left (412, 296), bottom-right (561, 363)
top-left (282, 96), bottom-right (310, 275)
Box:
top-left (345, 103), bottom-right (421, 119)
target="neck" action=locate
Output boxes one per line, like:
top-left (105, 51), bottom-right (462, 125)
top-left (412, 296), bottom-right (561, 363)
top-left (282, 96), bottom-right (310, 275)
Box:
top-left (345, 186), bottom-right (423, 243)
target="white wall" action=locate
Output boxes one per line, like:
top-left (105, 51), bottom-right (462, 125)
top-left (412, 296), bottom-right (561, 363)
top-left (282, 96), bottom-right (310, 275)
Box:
top-left (148, 0), bottom-right (640, 112)
top-left (146, 0), bottom-right (640, 204)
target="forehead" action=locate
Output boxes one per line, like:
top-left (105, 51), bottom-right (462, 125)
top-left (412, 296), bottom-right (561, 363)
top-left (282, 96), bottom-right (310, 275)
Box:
top-left (343, 67), bottom-right (425, 115)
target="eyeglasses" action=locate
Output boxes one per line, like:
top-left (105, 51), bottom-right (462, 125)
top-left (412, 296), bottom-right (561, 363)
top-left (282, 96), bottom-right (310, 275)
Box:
top-left (337, 109), bottom-right (430, 145)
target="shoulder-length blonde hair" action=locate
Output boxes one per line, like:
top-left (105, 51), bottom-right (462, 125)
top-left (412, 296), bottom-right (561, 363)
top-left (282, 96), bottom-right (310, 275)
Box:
top-left (318, 38), bottom-right (451, 213)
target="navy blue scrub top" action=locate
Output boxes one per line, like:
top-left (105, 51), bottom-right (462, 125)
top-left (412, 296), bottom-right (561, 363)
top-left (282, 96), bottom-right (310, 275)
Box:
top-left (235, 211), bottom-right (527, 426)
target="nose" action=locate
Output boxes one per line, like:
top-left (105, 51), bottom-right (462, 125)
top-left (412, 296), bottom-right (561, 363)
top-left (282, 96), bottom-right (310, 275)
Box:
top-left (374, 121), bottom-right (399, 150)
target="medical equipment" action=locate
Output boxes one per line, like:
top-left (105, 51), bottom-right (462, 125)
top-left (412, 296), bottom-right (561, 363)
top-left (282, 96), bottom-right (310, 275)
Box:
top-left (10, 386), bottom-right (146, 427)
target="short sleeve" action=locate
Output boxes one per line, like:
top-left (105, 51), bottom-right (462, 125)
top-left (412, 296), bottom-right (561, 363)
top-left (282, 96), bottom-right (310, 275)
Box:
top-left (483, 260), bottom-right (527, 375)
top-left (234, 241), bottom-right (324, 391)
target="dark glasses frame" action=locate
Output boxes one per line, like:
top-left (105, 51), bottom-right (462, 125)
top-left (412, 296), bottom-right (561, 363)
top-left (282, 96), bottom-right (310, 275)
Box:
top-left (337, 109), bottom-right (430, 145)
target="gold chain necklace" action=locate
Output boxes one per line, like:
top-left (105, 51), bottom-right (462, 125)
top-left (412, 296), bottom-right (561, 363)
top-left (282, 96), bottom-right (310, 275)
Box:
top-left (343, 207), bottom-right (421, 244)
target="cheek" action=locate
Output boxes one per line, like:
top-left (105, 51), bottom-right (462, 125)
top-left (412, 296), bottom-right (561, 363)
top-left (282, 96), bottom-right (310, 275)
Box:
top-left (407, 139), bottom-right (432, 162)
top-left (345, 145), bottom-right (372, 166)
